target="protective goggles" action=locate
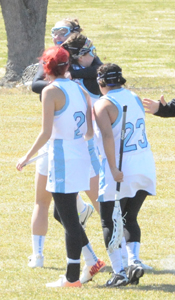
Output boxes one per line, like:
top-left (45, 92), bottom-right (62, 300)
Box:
top-left (51, 26), bottom-right (71, 39)
top-left (71, 38), bottom-right (96, 59)
top-left (82, 38), bottom-right (96, 57)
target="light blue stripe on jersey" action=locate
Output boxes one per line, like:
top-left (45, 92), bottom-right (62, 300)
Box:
top-left (54, 139), bottom-right (65, 193)
top-left (102, 95), bottom-right (122, 128)
top-left (77, 84), bottom-right (88, 107)
top-left (98, 158), bottom-right (106, 202)
top-left (88, 138), bottom-right (100, 175)
top-left (52, 85), bottom-right (70, 116)
top-left (79, 79), bottom-right (100, 99)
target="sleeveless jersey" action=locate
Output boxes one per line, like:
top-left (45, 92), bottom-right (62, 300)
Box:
top-left (46, 78), bottom-right (91, 193)
top-left (94, 88), bottom-right (156, 201)
top-left (71, 65), bottom-right (101, 178)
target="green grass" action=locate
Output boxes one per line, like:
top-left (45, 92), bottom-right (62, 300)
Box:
top-left (0, 1), bottom-right (175, 299)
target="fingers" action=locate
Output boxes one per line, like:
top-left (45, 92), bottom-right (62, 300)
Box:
top-left (142, 98), bottom-right (151, 103)
top-left (160, 95), bottom-right (166, 106)
top-left (114, 170), bottom-right (123, 182)
top-left (142, 98), bottom-right (159, 114)
top-left (16, 156), bottom-right (28, 171)
top-left (16, 162), bottom-right (23, 171)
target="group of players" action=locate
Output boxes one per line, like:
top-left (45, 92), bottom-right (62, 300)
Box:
top-left (16, 17), bottom-right (174, 288)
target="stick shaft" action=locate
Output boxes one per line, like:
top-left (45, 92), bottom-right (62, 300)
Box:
top-left (116, 105), bottom-right (127, 192)
top-left (24, 152), bottom-right (48, 166)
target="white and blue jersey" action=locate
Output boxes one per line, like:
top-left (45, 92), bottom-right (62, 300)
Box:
top-left (71, 65), bottom-right (101, 178)
top-left (46, 78), bottom-right (91, 193)
top-left (95, 88), bottom-right (156, 202)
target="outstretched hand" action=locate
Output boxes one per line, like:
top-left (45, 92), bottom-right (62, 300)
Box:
top-left (142, 95), bottom-right (167, 114)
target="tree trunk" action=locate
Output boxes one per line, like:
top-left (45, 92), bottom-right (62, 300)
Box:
top-left (0, 0), bottom-right (48, 86)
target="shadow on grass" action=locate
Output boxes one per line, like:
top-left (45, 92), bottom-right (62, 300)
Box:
top-left (151, 269), bottom-right (175, 275)
top-left (96, 283), bottom-right (175, 293)
top-left (96, 266), bottom-right (175, 293)
top-left (103, 266), bottom-right (175, 275)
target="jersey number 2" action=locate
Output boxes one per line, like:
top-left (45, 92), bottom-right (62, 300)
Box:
top-left (74, 111), bottom-right (85, 139)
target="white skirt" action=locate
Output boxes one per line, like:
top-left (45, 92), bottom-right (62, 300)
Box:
top-left (46, 139), bottom-right (91, 193)
top-left (98, 149), bottom-right (156, 202)
top-left (36, 141), bottom-right (50, 176)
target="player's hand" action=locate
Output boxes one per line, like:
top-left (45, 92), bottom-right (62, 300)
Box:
top-left (16, 155), bottom-right (28, 171)
top-left (142, 95), bottom-right (167, 114)
top-left (142, 98), bottom-right (160, 114)
top-left (111, 167), bottom-right (123, 182)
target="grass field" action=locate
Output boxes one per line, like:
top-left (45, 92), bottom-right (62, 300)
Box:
top-left (0, 0), bottom-right (175, 299)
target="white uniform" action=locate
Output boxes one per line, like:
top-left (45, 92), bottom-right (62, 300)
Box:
top-left (36, 141), bottom-right (49, 176)
top-left (46, 78), bottom-right (91, 193)
top-left (77, 78), bottom-right (101, 178)
top-left (36, 79), bottom-right (100, 178)
top-left (95, 88), bottom-right (156, 202)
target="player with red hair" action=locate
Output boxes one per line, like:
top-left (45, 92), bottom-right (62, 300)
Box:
top-left (28, 19), bottom-right (95, 270)
top-left (16, 45), bottom-right (105, 288)
top-left (41, 46), bottom-right (70, 76)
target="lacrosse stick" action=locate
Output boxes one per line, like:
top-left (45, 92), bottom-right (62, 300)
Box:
top-left (108, 105), bottom-right (127, 253)
top-left (22, 63), bottom-right (39, 86)
top-left (23, 151), bottom-right (48, 167)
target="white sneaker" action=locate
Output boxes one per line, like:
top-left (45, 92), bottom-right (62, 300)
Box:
top-left (46, 275), bottom-right (82, 288)
top-left (28, 254), bottom-right (44, 268)
top-left (80, 259), bottom-right (106, 283)
top-left (79, 203), bottom-right (94, 229)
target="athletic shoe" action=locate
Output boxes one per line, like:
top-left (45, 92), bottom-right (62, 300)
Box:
top-left (105, 270), bottom-right (129, 287)
top-left (28, 254), bottom-right (44, 268)
top-left (80, 259), bottom-right (106, 283)
top-left (46, 275), bottom-right (82, 288)
top-left (126, 260), bottom-right (144, 285)
top-left (79, 203), bottom-right (94, 229)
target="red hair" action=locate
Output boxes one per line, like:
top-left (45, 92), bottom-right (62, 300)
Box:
top-left (40, 46), bottom-right (69, 76)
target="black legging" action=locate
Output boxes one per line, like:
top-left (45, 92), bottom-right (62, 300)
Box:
top-left (100, 201), bottom-right (115, 249)
top-left (53, 201), bottom-right (62, 223)
top-left (52, 192), bottom-right (89, 260)
top-left (100, 190), bottom-right (148, 249)
top-left (120, 190), bottom-right (148, 243)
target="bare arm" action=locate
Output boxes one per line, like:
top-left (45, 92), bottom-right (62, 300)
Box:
top-left (16, 86), bottom-right (55, 170)
top-left (80, 87), bottom-right (94, 140)
top-left (93, 100), bottom-right (123, 182)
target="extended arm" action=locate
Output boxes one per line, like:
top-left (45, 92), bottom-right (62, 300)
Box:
top-left (32, 63), bottom-right (50, 94)
top-left (143, 95), bottom-right (175, 117)
top-left (70, 56), bottom-right (102, 79)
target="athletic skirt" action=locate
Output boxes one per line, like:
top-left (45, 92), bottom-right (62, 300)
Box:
top-left (36, 141), bottom-right (49, 176)
top-left (46, 138), bottom-right (91, 193)
top-left (98, 149), bottom-right (156, 202)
